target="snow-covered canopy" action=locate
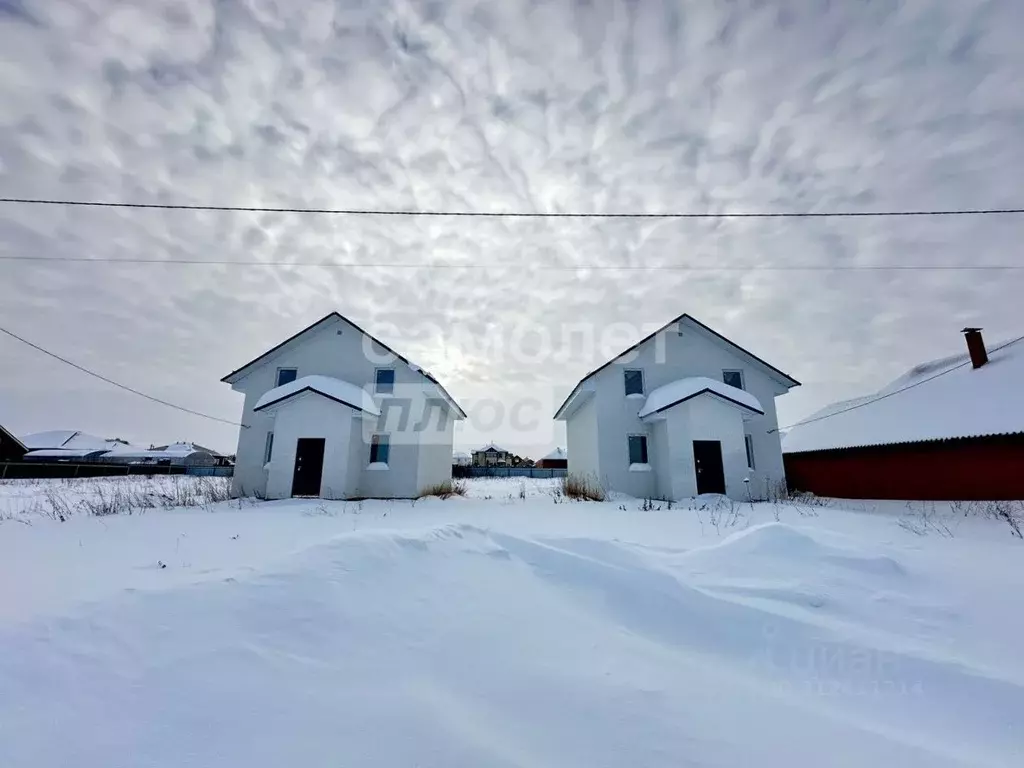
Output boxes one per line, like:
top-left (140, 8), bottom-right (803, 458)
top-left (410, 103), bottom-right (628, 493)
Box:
top-left (638, 377), bottom-right (764, 419)
top-left (784, 337), bottom-right (1024, 453)
top-left (253, 375), bottom-right (381, 416)
top-left (540, 447), bottom-right (567, 461)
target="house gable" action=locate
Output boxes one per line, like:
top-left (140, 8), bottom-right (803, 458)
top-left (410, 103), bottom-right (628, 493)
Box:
top-left (0, 423), bottom-right (27, 461)
top-left (222, 311), bottom-right (465, 418)
top-left (554, 313), bottom-right (799, 419)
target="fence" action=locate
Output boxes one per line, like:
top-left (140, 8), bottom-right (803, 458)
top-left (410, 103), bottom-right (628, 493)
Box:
top-left (0, 462), bottom-right (233, 480)
top-left (184, 466), bottom-right (235, 477)
top-left (454, 466), bottom-right (567, 479)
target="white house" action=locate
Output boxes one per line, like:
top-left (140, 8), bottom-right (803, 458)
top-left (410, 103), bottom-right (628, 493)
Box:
top-left (554, 314), bottom-right (800, 501)
top-left (223, 312), bottom-right (466, 499)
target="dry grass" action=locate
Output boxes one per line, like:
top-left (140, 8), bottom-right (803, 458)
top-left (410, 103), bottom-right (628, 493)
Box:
top-left (10, 476), bottom-right (235, 522)
top-left (418, 479), bottom-right (468, 500)
top-left (560, 473), bottom-right (606, 502)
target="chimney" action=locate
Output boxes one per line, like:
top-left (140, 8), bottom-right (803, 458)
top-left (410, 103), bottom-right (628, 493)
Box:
top-left (962, 327), bottom-right (988, 369)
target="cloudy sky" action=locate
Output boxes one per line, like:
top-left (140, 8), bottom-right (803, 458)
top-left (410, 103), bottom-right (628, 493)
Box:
top-left (1, 0), bottom-right (1022, 456)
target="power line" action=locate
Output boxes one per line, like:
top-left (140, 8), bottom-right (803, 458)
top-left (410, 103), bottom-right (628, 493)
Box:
top-left (3, 197), bottom-right (1024, 218)
top-left (0, 325), bottom-right (244, 428)
top-left (0, 255), bottom-right (1020, 271)
top-left (779, 334), bottom-right (1024, 433)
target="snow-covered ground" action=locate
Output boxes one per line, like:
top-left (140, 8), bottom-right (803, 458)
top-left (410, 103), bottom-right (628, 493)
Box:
top-left (1, 477), bottom-right (1022, 767)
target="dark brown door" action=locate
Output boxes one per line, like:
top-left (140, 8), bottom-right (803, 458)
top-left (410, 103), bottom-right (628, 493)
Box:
top-left (693, 440), bottom-right (726, 495)
top-left (291, 438), bottom-right (325, 497)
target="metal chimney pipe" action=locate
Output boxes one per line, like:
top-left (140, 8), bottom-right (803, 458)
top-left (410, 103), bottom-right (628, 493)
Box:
top-left (962, 327), bottom-right (988, 369)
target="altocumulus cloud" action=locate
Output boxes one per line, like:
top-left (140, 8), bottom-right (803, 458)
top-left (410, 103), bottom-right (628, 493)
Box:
top-left (1, 0), bottom-right (1023, 454)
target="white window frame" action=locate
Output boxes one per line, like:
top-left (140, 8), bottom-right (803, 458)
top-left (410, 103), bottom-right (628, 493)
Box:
top-left (624, 368), bottom-right (645, 397)
top-left (276, 367), bottom-right (298, 387)
top-left (627, 433), bottom-right (649, 466)
top-left (374, 367), bottom-right (396, 395)
top-left (744, 434), bottom-right (756, 470)
top-left (722, 369), bottom-right (745, 390)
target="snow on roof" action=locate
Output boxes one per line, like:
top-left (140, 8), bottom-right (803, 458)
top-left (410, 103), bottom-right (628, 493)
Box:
top-left (783, 337), bottom-right (1024, 453)
top-left (23, 448), bottom-right (109, 459)
top-left (453, 451), bottom-right (471, 459)
top-left (21, 431), bottom-right (127, 451)
top-left (253, 375), bottom-right (381, 416)
top-left (474, 443), bottom-right (510, 453)
top-left (638, 377), bottom-right (765, 419)
top-left (151, 442), bottom-right (221, 456)
top-left (21, 430), bottom-right (81, 449)
top-left (540, 447), bottom-right (567, 461)
top-left (101, 443), bottom-right (168, 458)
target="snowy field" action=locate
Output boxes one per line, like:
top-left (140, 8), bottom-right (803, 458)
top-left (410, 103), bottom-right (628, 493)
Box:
top-left (1, 477), bottom-right (1022, 767)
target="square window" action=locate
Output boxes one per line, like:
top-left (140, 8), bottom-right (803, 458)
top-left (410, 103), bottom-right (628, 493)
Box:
top-left (624, 369), bottom-right (644, 396)
top-left (375, 368), bottom-right (395, 394)
top-left (369, 434), bottom-right (390, 464)
top-left (276, 368), bottom-right (298, 387)
top-left (723, 370), bottom-right (744, 390)
top-left (264, 432), bottom-right (274, 463)
top-left (745, 434), bottom-right (756, 470)
top-left (628, 435), bottom-right (648, 465)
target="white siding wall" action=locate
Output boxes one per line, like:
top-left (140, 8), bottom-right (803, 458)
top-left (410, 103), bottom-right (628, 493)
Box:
top-left (650, 420), bottom-right (672, 499)
top-left (567, 319), bottom-right (791, 500)
top-left (416, 409), bottom-right (455, 492)
top-left (565, 394), bottom-right (600, 481)
top-left (228, 315), bottom-right (458, 499)
top-left (662, 407), bottom-right (697, 500)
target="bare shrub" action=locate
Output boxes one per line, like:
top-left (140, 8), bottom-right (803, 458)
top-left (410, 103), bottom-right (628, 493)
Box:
top-left (898, 501), bottom-right (955, 538)
top-left (695, 496), bottom-right (745, 536)
top-left (42, 487), bottom-right (75, 522)
top-left (561, 473), bottom-right (606, 502)
top-left (981, 500), bottom-right (1023, 539)
top-left (900, 499), bottom-right (1023, 539)
top-left (418, 479), bottom-right (468, 500)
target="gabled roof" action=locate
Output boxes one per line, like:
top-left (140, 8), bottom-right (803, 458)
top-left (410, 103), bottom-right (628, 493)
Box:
top-left (783, 335), bottom-right (1024, 453)
top-left (639, 377), bottom-right (765, 419)
top-left (554, 313), bottom-right (799, 419)
top-left (253, 375), bottom-right (382, 416)
top-left (540, 447), bottom-right (567, 461)
top-left (221, 311), bottom-right (466, 418)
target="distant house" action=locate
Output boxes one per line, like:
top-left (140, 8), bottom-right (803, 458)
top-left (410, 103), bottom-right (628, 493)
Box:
top-left (103, 442), bottom-right (222, 468)
top-left (452, 451), bottom-right (472, 467)
top-left (0, 423), bottom-right (27, 462)
top-left (20, 430), bottom-right (129, 462)
top-left (784, 328), bottom-right (1024, 501)
top-left (472, 444), bottom-right (514, 467)
top-left (555, 313), bottom-right (799, 501)
top-left (536, 447), bottom-right (567, 469)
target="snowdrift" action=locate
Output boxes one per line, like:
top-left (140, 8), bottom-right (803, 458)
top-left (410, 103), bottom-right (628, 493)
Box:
top-left (1, 519), bottom-right (1020, 767)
